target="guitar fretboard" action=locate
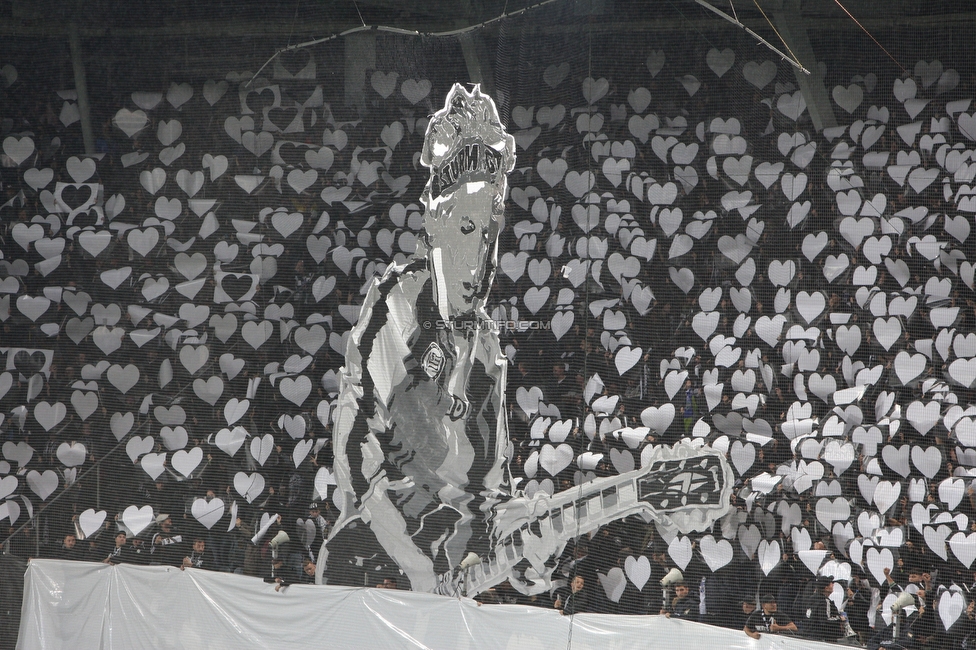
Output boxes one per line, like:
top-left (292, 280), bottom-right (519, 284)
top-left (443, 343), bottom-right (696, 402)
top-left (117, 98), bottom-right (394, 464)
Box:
top-left (437, 446), bottom-right (731, 596)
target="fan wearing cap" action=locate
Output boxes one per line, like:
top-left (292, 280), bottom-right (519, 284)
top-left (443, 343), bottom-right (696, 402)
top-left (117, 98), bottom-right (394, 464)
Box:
top-left (729, 597), bottom-right (758, 631)
top-left (99, 524), bottom-right (145, 565)
top-left (307, 502), bottom-right (330, 541)
top-left (150, 514), bottom-right (184, 566)
top-left (103, 530), bottom-right (128, 564)
top-left (799, 576), bottom-right (844, 641)
top-left (325, 84), bottom-right (516, 594)
top-left (123, 533), bottom-right (151, 565)
top-left (744, 594), bottom-right (797, 640)
top-left (298, 502), bottom-right (329, 565)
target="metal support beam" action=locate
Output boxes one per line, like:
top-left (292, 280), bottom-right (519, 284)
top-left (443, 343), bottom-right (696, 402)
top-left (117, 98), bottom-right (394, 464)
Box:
top-left (1, 12), bottom-right (974, 39)
top-left (458, 31), bottom-right (495, 97)
top-left (68, 23), bottom-right (95, 154)
top-left (767, 0), bottom-right (837, 132)
top-left (344, 31), bottom-right (376, 113)
top-left (456, 1), bottom-right (496, 97)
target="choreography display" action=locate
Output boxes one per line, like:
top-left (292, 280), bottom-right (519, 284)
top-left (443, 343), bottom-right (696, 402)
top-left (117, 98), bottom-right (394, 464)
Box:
top-left (320, 84), bottom-right (733, 596)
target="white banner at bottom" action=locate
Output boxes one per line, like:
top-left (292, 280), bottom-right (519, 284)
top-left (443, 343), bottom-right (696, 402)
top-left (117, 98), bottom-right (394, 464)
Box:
top-left (20, 560), bottom-right (846, 650)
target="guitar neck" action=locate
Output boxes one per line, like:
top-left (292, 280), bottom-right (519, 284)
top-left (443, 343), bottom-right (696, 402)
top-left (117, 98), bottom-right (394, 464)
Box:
top-left (438, 442), bottom-right (732, 597)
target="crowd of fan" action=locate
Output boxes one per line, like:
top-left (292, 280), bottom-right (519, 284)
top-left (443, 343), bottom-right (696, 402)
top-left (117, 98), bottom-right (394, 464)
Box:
top-left (528, 534), bottom-right (976, 648)
top-left (8, 489), bottom-right (976, 647)
top-left (10, 474), bottom-right (331, 591)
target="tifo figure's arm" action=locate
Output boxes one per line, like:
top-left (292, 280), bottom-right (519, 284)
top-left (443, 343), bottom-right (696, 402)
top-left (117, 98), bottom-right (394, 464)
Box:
top-left (331, 271), bottom-right (386, 515)
top-left (332, 261), bottom-right (433, 514)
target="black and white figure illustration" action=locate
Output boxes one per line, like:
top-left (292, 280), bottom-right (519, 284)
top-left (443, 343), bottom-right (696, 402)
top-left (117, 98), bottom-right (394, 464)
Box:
top-left (322, 84), bottom-right (518, 592)
top-left (321, 84), bottom-right (733, 595)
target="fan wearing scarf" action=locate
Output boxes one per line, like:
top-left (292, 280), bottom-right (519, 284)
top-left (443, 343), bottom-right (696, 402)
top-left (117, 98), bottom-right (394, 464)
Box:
top-left (321, 84), bottom-right (517, 593)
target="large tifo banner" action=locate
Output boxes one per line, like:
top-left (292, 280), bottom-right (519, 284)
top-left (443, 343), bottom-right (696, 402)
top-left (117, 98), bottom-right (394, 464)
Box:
top-left (19, 559), bottom-right (840, 650)
top-left (3, 5), bottom-right (976, 642)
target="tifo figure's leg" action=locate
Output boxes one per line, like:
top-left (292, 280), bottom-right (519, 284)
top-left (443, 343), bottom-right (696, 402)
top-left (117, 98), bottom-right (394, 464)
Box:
top-left (322, 521), bottom-right (397, 588)
top-left (360, 481), bottom-right (439, 592)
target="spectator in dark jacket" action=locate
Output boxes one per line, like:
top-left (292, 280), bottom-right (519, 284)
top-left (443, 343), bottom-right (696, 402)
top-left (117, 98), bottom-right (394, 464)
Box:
top-left (182, 537), bottom-right (210, 570)
top-left (103, 531), bottom-right (127, 564)
top-left (744, 594), bottom-right (797, 640)
top-left (52, 532), bottom-right (84, 561)
top-left (729, 598), bottom-right (758, 631)
top-left (663, 582), bottom-right (698, 621)
top-left (150, 515), bottom-right (184, 566)
top-left (555, 576), bottom-right (589, 615)
top-left (799, 577), bottom-right (844, 642)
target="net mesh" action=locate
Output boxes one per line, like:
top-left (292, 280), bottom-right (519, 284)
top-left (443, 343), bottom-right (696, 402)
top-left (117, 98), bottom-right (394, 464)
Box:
top-left (2, 0), bottom-right (976, 644)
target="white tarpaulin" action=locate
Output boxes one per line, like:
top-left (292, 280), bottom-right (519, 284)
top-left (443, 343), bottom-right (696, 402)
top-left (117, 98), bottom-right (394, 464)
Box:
top-left (20, 559), bottom-right (847, 650)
